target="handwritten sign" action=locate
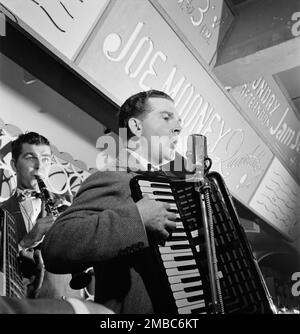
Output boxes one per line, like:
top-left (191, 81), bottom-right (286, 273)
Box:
top-left (249, 158), bottom-right (300, 241)
top-left (0, 0), bottom-right (109, 60)
top-left (76, 0), bottom-right (274, 205)
top-left (154, 0), bottom-right (234, 65)
top-left (230, 74), bottom-right (300, 183)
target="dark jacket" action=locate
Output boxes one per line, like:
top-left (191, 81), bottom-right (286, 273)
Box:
top-left (42, 168), bottom-right (154, 314)
top-left (41, 150), bottom-right (167, 313)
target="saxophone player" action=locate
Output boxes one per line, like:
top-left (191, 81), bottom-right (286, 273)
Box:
top-left (0, 132), bottom-right (79, 300)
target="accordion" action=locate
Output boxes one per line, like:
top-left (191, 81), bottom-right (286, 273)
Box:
top-left (130, 171), bottom-right (276, 314)
top-left (0, 208), bottom-right (25, 298)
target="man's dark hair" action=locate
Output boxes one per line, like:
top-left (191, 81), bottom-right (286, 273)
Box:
top-left (118, 90), bottom-right (174, 139)
top-left (11, 132), bottom-right (50, 161)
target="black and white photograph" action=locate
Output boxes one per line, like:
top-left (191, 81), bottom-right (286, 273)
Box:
top-left (0, 0), bottom-right (299, 320)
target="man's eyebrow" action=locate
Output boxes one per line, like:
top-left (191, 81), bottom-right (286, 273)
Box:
top-left (23, 152), bottom-right (51, 157)
top-left (160, 110), bottom-right (173, 116)
top-left (160, 111), bottom-right (182, 124)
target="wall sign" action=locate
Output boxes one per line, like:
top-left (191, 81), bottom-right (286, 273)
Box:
top-left (249, 158), bottom-right (300, 241)
top-left (154, 0), bottom-right (234, 65)
top-left (0, 0), bottom-right (109, 60)
top-left (230, 74), bottom-right (300, 183)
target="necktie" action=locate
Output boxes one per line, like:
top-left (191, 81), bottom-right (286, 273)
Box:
top-left (18, 189), bottom-right (41, 202)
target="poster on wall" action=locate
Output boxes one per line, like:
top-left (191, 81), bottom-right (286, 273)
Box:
top-left (0, 0), bottom-right (109, 60)
top-left (153, 0), bottom-right (235, 66)
top-left (249, 158), bottom-right (300, 241)
top-left (230, 74), bottom-right (300, 184)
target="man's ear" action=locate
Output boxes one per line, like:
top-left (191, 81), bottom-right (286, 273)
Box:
top-left (128, 118), bottom-right (142, 137)
top-left (11, 158), bottom-right (17, 172)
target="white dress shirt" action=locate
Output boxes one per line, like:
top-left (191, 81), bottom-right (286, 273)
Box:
top-left (17, 188), bottom-right (42, 234)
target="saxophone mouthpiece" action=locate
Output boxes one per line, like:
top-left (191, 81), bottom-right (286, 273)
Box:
top-left (34, 174), bottom-right (43, 181)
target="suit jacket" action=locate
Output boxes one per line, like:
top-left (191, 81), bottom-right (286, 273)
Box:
top-left (42, 150), bottom-right (181, 314)
top-left (0, 296), bottom-right (74, 314)
top-left (1, 193), bottom-right (82, 300)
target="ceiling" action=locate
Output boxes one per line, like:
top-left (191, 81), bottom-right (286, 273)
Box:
top-left (277, 66), bottom-right (300, 119)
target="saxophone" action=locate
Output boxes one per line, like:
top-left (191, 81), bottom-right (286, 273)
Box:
top-left (34, 175), bottom-right (59, 217)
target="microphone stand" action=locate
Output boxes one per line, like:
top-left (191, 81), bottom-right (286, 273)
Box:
top-left (188, 135), bottom-right (223, 314)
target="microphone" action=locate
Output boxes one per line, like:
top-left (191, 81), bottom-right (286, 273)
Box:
top-left (185, 134), bottom-right (209, 183)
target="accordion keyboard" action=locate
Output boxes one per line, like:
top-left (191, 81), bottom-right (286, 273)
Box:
top-left (131, 172), bottom-right (275, 314)
top-left (137, 178), bottom-right (208, 314)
